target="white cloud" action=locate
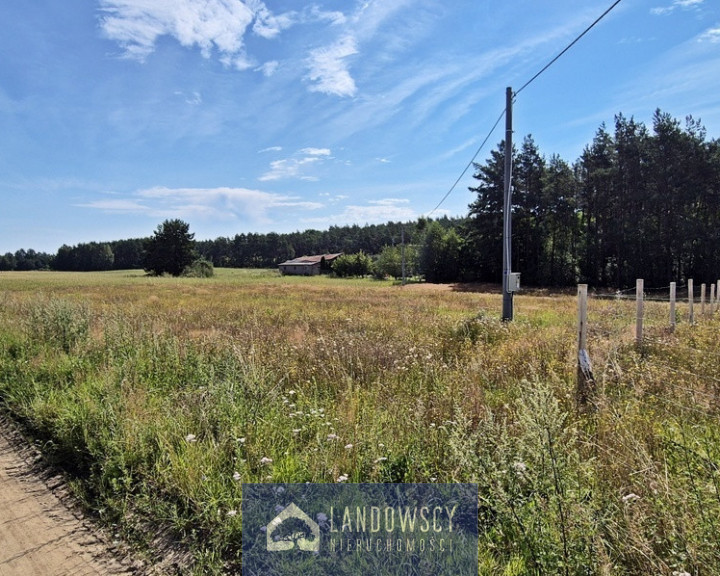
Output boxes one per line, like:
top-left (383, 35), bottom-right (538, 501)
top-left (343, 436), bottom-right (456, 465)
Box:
top-left (302, 198), bottom-right (416, 227)
top-left (300, 147), bottom-right (331, 156)
top-left (79, 186), bottom-right (323, 222)
top-left (699, 26), bottom-right (720, 43)
top-left (305, 35), bottom-right (358, 97)
top-left (259, 148), bottom-right (333, 181)
top-left (256, 60), bottom-right (279, 76)
top-left (258, 146), bottom-right (283, 153)
top-left (651, 0), bottom-right (704, 15)
top-left (99, 0), bottom-right (300, 65)
top-left (77, 199), bottom-right (149, 212)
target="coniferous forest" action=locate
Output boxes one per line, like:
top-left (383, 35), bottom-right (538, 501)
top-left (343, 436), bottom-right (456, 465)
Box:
top-left (2, 110), bottom-right (719, 289)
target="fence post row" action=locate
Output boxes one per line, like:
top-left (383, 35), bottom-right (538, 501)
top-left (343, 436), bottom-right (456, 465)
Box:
top-left (580, 279), bottom-right (718, 364)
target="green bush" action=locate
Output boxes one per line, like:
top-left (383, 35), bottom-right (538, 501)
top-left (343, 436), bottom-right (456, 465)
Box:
top-left (183, 258), bottom-right (214, 278)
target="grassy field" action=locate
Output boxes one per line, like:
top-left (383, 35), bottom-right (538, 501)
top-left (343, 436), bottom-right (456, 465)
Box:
top-left (0, 269), bottom-right (718, 574)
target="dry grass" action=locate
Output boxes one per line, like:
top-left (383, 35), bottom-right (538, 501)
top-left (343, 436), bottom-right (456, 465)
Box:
top-left (0, 269), bottom-right (719, 575)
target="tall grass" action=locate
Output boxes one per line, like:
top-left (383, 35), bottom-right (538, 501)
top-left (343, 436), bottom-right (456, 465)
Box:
top-left (0, 271), bottom-right (718, 574)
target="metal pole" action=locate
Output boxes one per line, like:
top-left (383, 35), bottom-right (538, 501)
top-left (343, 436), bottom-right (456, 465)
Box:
top-left (502, 87), bottom-right (514, 321)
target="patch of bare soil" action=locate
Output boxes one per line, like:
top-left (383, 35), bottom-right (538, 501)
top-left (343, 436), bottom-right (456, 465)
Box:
top-left (0, 417), bottom-right (144, 576)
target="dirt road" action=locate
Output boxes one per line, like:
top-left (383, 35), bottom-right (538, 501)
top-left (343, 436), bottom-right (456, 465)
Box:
top-left (0, 418), bottom-right (137, 576)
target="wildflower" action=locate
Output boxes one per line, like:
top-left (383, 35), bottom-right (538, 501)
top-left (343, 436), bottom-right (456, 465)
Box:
top-left (260, 457), bottom-right (273, 465)
top-left (430, 477), bottom-right (437, 482)
top-left (327, 433), bottom-right (340, 441)
top-left (317, 513), bottom-right (328, 523)
top-left (622, 493), bottom-right (640, 503)
top-left (292, 428), bottom-right (302, 435)
top-left (288, 390), bottom-right (296, 396)
top-left (337, 474), bottom-right (349, 483)
top-left (378, 443), bottom-right (385, 448)
top-left (185, 434), bottom-right (197, 443)
top-left (227, 510), bottom-right (238, 517)
top-left (513, 461), bottom-right (527, 474)
top-left (374, 457), bottom-right (388, 464)
top-left (232, 471), bottom-right (241, 481)
top-left (344, 443), bottom-right (354, 450)
top-left (237, 437), bottom-right (246, 444)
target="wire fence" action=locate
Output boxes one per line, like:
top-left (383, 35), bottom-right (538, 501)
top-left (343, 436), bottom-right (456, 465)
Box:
top-left (576, 278), bottom-right (720, 415)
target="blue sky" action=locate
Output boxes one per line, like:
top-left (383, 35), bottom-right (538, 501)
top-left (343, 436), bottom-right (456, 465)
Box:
top-left (1, 0), bottom-right (719, 254)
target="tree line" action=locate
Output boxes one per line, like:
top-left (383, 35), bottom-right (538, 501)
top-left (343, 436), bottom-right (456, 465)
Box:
top-left (3, 110), bottom-right (718, 288)
top-left (464, 110), bottom-right (720, 288)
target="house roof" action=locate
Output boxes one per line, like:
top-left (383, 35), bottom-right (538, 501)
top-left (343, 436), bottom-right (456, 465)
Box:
top-left (279, 253), bottom-right (343, 266)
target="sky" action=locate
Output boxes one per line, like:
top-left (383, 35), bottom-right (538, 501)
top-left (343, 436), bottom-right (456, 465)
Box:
top-left (1, 0), bottom-right (719, 254)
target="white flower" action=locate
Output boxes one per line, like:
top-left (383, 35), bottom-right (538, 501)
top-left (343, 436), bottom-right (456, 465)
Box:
top-left (288, 390), bottom-right (296, 396)
top-left (327, 433), bottom-right (340, 441)
top-left (337, 474), bottom-right (349, 483)
top-left (513, 461), bottom-right (527, 473)
top-left (374, 457), bottom-right (388, 464)
top-left (292, 429), bottom-right (302, 435)
top-left (260, 457), bottom-right (273, 465)
top-left (430, 477), bottom-right (437, 482)
top-left (622, 493), bottom-right (640, 503)
top-left (227, 509), bottom-right (238, 517)
top-left (237, 437), bottom-right (246, 444)
top-left (344, 443), bottom-right (354, 450)
top-left (185, 434), bottom-right (197, 443)
top-left (316, 513), bottom-right (328, 522)
top-left (232, 471), bottom-right (241, 481)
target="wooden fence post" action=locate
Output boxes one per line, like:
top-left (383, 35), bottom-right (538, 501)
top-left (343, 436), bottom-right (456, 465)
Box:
top-left (636, 279), bottom-right (644, 346)
top-left (688, 279), bottom-right (694, 324)
top-left (577, 284), bottom-right (595, 408)
top-left (670, 282), bottom-right (676, 330)
top-left (711, 283), bottom-right (715, 316)
top-left (701, 283), bottom-right (706, 317)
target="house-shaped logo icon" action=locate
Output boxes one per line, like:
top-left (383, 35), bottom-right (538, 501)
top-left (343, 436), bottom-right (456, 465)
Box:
top-left (266, 503), bottom-right (320, 552)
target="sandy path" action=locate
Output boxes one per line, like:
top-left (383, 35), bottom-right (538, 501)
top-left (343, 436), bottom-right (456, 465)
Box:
top-left (0, 419), bottom-right (137, 576)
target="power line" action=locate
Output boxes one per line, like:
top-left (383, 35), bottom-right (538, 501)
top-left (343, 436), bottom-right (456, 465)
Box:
top-left (514, 0), bottom-right (624, 97)
top-left (426, 107), bottom-right (505, 217)
top-left (428, 0), bottom-right (624, 216)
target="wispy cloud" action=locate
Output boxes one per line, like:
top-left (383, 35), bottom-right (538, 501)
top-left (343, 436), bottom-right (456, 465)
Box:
top-left (79, 186), bottom-right (323, 223)
top-left (259, 148), bottom-right (333, 181)
top-left (255, 60), bottom-right (279, 77)
top-left (258, 146), bottom-right (283, 153)
top-left (305, 35), bottom-right (359, 97)
top-left (300, 147), bottom-right (331, 156)
top-left (699, 26), bottom-right (720, 43)
top-left (302, 0), bottom-right (420, 98)
top-left (651, 0), bottom-right (704, 16)
top-left (302, 198), bottom-right (416, 227)
top-left (98, 0), bottom-right (333, 71)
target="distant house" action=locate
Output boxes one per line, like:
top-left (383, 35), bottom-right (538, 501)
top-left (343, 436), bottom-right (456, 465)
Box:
top-left (278, 253), bottom-right (343, 276)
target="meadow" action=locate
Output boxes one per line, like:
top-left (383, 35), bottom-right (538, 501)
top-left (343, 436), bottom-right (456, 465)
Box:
top-left (0, 269), bottom-right (718, 575)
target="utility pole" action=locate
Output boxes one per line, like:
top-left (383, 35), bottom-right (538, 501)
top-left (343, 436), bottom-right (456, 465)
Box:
top-left (502, 86), bottom-right (514, 321)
